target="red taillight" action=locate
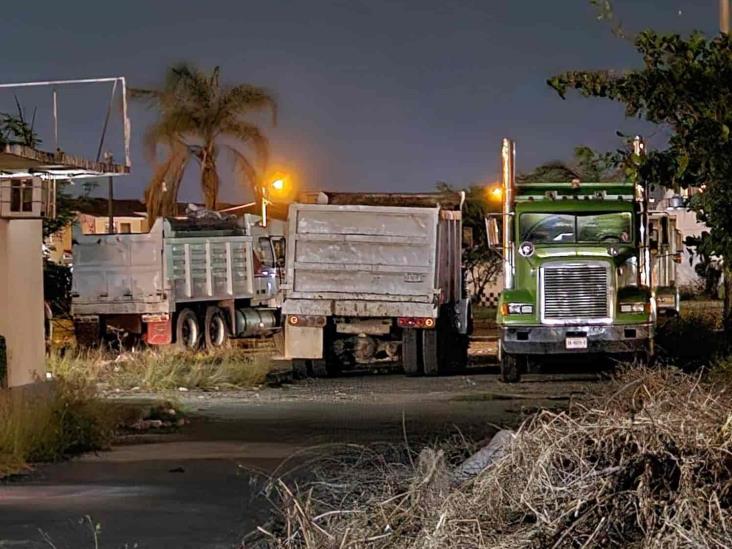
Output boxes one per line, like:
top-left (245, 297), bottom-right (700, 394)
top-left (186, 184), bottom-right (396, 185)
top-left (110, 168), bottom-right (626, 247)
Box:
top-left (288, 315), bottom-right (326, 327)
top-left (397, 317), bottom-right (436, 328)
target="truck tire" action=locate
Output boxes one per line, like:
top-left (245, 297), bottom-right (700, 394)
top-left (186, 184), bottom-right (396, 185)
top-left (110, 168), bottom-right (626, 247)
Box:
top-left (204, 306), bottom-right (230, 349)
top-left (310, 359), bottom-right (329, 377)
top-left (446, 333), bottom-right (469, 372)
top-left (500, 353), bottom-right (522, 383)
top-left (176, 308), bottom-right (200, 350)
top-left (402, 328), bottom-right (421, 376)
top-left (292, 359), bottom-right (309, 379)
top-left (422, 329), bottom-right (440, 376)
top-left (74, 317), bottom-right (104, 349)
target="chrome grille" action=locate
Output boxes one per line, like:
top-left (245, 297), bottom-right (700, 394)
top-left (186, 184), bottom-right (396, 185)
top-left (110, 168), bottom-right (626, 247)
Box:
top-left (541, 263), bottom-right (609, 322)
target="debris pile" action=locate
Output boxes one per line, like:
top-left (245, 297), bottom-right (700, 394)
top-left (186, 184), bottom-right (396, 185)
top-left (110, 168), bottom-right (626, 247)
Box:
top-left (252, 368), bottom-right (732, 548)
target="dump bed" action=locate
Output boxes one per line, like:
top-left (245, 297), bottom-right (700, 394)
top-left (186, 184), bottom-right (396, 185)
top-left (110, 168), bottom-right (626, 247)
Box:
top-left (285, 194), bottom-right (462, 313)
top-left (71, 218), bottom-right (255, 316)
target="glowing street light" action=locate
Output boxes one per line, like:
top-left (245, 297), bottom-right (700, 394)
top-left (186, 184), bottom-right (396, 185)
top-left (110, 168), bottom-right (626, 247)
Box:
top-left (260, 172), bottom-right (290, 227)
top-left (487, 184), bottom-right (503, 202)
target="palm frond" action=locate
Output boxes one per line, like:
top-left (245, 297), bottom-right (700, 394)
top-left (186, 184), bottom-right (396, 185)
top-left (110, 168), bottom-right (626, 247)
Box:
top-left (226, 145), bottom-right (261, 199)
top-left (222, 84), bottom-right (277, 125)
top-left (144, 141), bottom-right (190, 221)
top-left (133, 62), bottom-right (276, 209)
top-left (219, 120), bottom-right (270, 168)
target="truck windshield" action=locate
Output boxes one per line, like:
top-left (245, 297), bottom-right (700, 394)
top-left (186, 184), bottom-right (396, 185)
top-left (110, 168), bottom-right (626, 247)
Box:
top-left (520, 212), bottom-right (632, 244)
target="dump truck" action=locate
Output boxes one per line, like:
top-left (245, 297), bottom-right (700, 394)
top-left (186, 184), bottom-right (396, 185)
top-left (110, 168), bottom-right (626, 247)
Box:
top-left (71, 215), bottom-right (283, 348)
top-left (487, 138), bottom-right (655, 382)
top-left (649, 212), bottom-right (683, 315)
top-left (282, 192), bottom-right (471, 376)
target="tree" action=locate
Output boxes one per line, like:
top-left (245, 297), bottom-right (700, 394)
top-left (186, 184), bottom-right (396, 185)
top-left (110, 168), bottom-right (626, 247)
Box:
top-left (132, 63), bottom-right (277, 220)
top-left (0, 99), bottom-right (39, 148)
top-left (549, 31), bottom-right (732, 331)
top-left (517, 147), bottom-right (622, 183)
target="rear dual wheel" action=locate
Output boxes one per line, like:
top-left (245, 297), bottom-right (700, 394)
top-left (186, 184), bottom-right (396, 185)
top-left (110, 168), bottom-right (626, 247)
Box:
top-left (402, 328), bottom-right (420, 376)
top-left (175, 306), bottom-right (230, 350)
top-left (403, 321), bottom-right (469, 377)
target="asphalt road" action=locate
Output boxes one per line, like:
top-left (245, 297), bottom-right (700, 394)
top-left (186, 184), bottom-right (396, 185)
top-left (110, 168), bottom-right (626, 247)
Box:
top-left (0, 369), bottom-right (603, 549)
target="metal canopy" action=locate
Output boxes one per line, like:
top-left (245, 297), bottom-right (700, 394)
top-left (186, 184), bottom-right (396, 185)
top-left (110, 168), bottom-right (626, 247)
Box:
top-left (0, 144), bottom-right (129, 179)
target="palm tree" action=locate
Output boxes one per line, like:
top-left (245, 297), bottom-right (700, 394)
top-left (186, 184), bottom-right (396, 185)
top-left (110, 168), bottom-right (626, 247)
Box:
top-left (131, 63), bottom-right (277, 220)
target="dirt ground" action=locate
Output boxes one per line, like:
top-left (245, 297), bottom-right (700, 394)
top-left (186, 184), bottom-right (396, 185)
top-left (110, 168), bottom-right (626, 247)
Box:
top-left (0, 361), bottom-right (605, 549)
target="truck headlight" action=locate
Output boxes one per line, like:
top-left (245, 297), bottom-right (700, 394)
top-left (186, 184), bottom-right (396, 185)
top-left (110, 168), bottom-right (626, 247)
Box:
top-left (619, 303), bottom-right (648, 313)
top-left (504, 303), bottom-right (534, 314)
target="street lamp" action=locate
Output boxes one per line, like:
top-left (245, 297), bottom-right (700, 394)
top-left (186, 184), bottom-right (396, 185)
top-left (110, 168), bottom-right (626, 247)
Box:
top-left (486, 183), bottom-right (503, 203)
top-left (260, 173), bottom-right (289, 227)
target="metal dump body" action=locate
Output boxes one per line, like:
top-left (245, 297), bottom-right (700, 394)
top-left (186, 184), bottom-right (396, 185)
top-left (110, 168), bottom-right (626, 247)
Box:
top-left (71, 218), bottom-right (255, 316)
top-left (284, 195), bottom-right (462, 318)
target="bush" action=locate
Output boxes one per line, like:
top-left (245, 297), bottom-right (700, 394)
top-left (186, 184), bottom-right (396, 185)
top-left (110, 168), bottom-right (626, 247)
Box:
top-left (254, 367), bottom-right (732, 548)
top-left (0, 380), bottom-right (119, 477)
top-left (655, 311), bottom-right (725, 369)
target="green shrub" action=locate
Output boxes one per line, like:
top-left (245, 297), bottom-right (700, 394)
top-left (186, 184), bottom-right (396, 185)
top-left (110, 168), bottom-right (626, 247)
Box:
top-left (0, 380), bottom-right (119, 477)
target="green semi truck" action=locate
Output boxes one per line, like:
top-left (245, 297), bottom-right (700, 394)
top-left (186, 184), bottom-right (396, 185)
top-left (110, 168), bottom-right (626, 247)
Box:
top-left (488, 138), bottom-right (656, 382)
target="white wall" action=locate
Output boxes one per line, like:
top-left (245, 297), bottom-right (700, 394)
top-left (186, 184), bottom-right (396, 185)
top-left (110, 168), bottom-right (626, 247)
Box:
top-left (0, 219), bottom-right (45, 387)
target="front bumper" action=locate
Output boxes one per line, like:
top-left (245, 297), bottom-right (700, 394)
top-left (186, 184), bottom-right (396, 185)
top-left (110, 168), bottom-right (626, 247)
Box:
top-left (501, 323), bottom-right (653, 355)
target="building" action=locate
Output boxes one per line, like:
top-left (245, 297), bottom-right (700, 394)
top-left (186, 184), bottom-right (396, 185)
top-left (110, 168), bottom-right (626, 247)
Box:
top-left (46, 198), bottom-right (148, 264)
top-left (0, 146), bottom-right (128, 388)
top-left (0, 76), bottom-right (131, 389)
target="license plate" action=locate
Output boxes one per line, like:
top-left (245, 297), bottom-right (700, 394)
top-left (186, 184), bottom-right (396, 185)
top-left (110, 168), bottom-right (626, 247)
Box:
top-left (566, 336), bottom-right (588, 350)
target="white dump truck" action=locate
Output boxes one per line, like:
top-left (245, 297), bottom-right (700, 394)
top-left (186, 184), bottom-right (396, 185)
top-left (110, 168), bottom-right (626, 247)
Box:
top-left (282, 192), bottom-right (471, 376)
top-left (71, 215), bottom-right (284, 348)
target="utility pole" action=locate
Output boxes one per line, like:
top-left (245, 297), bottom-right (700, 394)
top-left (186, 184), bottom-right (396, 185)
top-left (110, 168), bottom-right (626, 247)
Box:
top-left (105, 152), bottom-right (115, 234)
top-left (722, 0), bottom-right (730, 34)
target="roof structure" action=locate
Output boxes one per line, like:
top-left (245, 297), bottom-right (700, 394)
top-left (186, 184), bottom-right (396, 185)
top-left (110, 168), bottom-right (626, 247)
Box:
top-left (0, 144), bottom-right (129, 179)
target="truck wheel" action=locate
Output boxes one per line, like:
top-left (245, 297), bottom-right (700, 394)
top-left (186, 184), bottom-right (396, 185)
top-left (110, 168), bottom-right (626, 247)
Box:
top-left (204, 306), bottom-right (229, 349)
top-left (500, 353), bottom-right (522, 383)
top-left (74, 317), bottom-right (104, 349)
top-left (292, 359), bottom-right (309, 379)
top-left (446, 333), bottom-right (469, 372)
top-left (310, 359), bottom-right (329, 377)
top-left (402, 328), bottom-right (421, 376)
top-left (422, 329), bottom-right (440, 376)
top-left (176, 308), bottom-right (200, 350)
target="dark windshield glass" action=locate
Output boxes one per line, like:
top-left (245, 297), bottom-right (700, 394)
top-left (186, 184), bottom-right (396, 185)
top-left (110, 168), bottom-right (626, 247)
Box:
top-left (520, 212), bottom-right (632, 244)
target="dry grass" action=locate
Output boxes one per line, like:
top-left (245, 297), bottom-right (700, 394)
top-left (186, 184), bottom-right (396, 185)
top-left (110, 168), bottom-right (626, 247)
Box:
top-left (252, 367), bottom-right (732, 548)
top-left (48, 347), bottom-right (274, 392)
top-left (0, 380), bottom-right (119, 478)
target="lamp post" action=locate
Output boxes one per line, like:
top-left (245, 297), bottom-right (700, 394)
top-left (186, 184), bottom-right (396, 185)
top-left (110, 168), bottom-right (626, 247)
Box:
top-left (260, 174), bottom-right (287, 227)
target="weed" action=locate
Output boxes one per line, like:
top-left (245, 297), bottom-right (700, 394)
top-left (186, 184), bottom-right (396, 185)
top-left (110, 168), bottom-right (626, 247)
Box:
top-left (48, 347), bottom-right (274, 392)
top-left (0, 379), bottom-right (119, 477)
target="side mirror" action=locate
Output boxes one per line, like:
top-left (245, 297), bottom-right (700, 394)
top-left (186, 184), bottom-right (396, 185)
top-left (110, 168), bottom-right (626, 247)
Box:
top-left (485, 217), bottom-right (501, 249)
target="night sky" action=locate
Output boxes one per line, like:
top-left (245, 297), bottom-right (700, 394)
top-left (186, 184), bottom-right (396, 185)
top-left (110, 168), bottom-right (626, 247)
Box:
top-left (0, 1), bottom-right (720, 203)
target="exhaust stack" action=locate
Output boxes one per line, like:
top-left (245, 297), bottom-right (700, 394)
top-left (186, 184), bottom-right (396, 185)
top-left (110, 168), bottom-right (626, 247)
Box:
top-left (633, 136), bottom-right (651, 288)
top-left (502, 138), bottom-right (516, 290)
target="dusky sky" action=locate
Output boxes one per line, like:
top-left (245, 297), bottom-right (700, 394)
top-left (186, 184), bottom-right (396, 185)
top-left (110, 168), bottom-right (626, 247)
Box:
top-left (0, 0), bottom-right (720, 203)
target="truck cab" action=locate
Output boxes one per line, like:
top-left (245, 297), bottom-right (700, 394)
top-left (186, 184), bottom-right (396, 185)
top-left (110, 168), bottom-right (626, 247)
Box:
top-left (490, 139), bottom-right (655, 382)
